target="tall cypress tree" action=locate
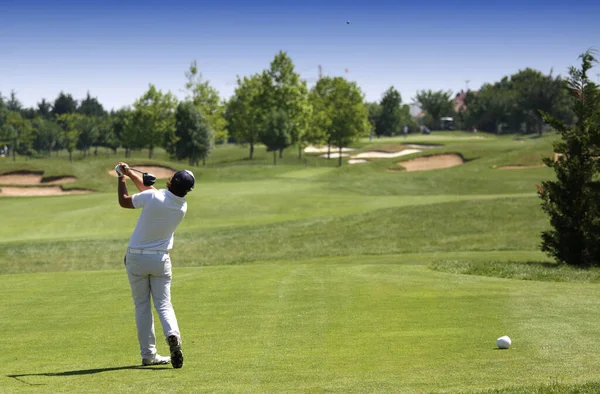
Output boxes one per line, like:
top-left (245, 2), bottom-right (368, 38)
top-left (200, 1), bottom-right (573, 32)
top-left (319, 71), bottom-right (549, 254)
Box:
top-left (538, 50), bottom-right (600, 267)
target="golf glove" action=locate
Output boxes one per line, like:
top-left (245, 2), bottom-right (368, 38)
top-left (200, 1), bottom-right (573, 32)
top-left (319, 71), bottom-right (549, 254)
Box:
top-left (115, 164), bottom-right (125, 178)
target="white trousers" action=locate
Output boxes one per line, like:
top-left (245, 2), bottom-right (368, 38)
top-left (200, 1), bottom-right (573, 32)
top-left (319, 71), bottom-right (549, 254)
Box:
top-left (125, 251), bottom-right (181, 359)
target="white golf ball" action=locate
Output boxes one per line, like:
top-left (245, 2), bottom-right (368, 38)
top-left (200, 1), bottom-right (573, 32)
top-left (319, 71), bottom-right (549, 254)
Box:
top-left (497, 335), bottom-right (512, 349)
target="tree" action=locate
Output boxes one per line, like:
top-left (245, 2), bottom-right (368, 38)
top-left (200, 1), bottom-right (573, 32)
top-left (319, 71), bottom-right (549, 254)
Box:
top-left (6, 90), bottom-right (22, 112)
top-left (1, 111), bottom-right (32, 160)
top-left (170, 101), bottom-right (214, 166)
top-left (464, 84), bottom-right (516, 133)
top-left (376, 87), bottom-right (403, 136)
top-left (56, 113), bottom-right (83, 162)
top-left (261, 51), bottom-right (311, 159)
top-left (300, 106), bottom-right (327, 152)
top-left (375, 86), bottom-right (416, 136)
top-left (414, 90), bottom-right (454, 130)
top-left (310, 76), bottom-right (370, 166)
top-left (538, 50), bottom-right (600, 267)
top-left (464, 70), bottom-right (574, 134)
top-left (225, 73), bottom-right (266, 159)
top-left (111, 108), bottom-right (134, 158)
top-left (31, 117), bottom-right (62, 156)
top-left (401, 104), bottom-right (420, 134)
top-left (37, 99), bottom-right (53, 119)
top-left (0, 94), bottom-right (6, 131)
top-left (366, 102), bottom-right (382, 138)
top-left (262, 108), bottom-right (292, 165)
top-left (78, 92), bottom-right (106, 117)
top-left (76, 116), bottom-right (100, 157)
top-left (19, 107), bottom-right (37, 120)
top-left (96, 115), bottom-right (118, 156)
top-left (112, 108), bottom-right (141, 157)
top-left (130, 84), bottom-right (177, 158)
top-left (184, 61), bottom-right (228, 144)
top-left (52, 92), bottom-right (78, 116)
top-left (309, 78), bottom-right (335, 158)
top-left (511, 68), bottom-right (570, 136)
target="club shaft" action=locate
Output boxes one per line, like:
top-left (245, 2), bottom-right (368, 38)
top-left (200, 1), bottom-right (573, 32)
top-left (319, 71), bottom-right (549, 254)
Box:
top-left (127, 167), bottom-right (144, 174)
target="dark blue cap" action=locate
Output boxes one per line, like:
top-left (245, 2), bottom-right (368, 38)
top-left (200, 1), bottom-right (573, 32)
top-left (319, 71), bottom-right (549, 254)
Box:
top-left (171, 169), bottom-right (195, 191)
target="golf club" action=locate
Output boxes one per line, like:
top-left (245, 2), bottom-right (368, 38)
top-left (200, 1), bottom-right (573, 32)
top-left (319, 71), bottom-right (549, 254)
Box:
top-left (126, 166), bottom-right (157, 186)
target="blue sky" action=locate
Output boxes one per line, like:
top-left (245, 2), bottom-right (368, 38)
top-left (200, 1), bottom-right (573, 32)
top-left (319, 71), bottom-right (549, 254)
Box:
top-left (1, 0), bottom-right (599, 111)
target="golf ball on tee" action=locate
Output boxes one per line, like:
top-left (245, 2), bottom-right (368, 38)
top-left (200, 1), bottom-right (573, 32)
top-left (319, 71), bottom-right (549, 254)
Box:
top-left (497, 335), bottom-right (512, 349)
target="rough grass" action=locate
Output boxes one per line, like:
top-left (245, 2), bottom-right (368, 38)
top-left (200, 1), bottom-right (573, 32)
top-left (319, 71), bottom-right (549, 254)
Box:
top-left (431, 259), bottom-right (600, 283)
top-left (462, 381), bottom-right (600, 394)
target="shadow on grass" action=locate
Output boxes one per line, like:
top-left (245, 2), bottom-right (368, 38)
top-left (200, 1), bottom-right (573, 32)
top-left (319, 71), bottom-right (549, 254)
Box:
top-left (462, 156), bottom-right (479, 164)
top-left (8, 365), bottom-right (169, 386)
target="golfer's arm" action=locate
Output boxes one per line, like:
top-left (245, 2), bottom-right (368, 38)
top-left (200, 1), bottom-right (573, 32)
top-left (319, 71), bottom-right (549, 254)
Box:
top-left (127, 171), bottom-right (155, 192)
top-left (118, 177), bottom-right (135, 209)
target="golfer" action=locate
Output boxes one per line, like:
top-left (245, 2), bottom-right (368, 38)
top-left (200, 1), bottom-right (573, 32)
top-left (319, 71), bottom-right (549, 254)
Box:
top-left (115, 162), bottom-right (195, 369)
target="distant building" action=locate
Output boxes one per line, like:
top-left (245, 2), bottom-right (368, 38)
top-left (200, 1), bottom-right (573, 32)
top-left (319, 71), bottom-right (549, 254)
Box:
top-left (454, 91), bottom-right (468, 113)
top-left (453, 90), bottom-right (478, 113)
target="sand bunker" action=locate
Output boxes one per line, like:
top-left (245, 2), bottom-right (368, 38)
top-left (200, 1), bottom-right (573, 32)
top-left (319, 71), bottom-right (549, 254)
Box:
top-left (352, 149), bottom-right (421, 159)
top-left (348, 159), bottom-right (368, 164)
top-left (395, 154), bottom-right (464, 172)
top-left (305, 145), bottom-right (355, 154)
top-left (0, 171), bottom-right (87, 196)
top-left (554, 153), bottom-right (564, 161)
top-left (322, 147), bottom-right (422, 161)
top-left (0, 171), bottom-right (76, 185)
top-left (0, 187), bottom-right (92, 197)
top-left (346, 144), bottom-right (438, 163)
top-left (320, 153), bottom-right (350, 159)
top-left (108, 166), bottom-right (176, 178)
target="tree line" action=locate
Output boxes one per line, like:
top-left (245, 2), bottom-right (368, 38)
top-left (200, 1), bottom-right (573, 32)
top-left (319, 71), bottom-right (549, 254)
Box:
top-left (0, 49), bottom-right (583, 166)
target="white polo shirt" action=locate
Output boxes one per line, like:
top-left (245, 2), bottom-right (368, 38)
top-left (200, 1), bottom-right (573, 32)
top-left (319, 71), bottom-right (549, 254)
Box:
top-left (129, 189), bottom-right (187, 251)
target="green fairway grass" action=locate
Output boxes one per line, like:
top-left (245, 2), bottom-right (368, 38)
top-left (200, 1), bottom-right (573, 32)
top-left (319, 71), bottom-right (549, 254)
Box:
top-left (4, 258), bottom-right (600, 393)
top-left (3, 132), bottom-right (600, 393)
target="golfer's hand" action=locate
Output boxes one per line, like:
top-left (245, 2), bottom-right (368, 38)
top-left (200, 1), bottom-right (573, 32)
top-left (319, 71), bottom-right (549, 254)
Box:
top-left (118, 162), bottom-right (131, 176)
top-left (115, 164), bottom-right (125, 178)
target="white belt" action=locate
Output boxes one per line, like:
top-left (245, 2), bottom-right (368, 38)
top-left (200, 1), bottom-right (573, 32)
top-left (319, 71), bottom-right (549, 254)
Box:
top-left (127, 248), bottom-right (168, 255)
